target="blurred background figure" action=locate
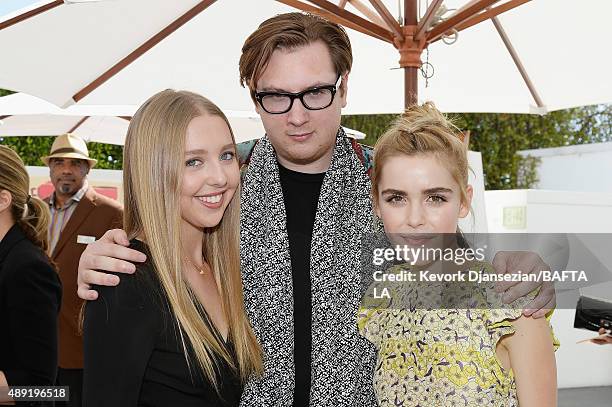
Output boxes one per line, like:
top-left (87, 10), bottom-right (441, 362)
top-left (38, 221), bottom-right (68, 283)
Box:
top-left (0, 145), bottom-right (62, 404)
top-left (41, 134), bottom-right (122, 407)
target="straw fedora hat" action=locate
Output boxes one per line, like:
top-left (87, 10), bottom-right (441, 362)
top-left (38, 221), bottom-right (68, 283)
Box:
top-left (41, 133), bottom-right (97, 168)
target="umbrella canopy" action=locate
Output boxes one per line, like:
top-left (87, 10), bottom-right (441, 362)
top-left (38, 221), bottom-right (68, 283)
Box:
top-left (0, 92), bottom-right (268, 144)
top-left (0, 92), bottom-right (133, 144)
top-left (0, 0), bottom-right (610, 114)
top-left (0, 92), bottom-right (365, 144)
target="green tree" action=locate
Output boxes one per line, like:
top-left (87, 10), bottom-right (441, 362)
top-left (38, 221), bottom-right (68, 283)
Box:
top-left (343, 104), bottom-right (611, 190)
top-left (455, 105), bottom-right (611, 189)
top-left (2, 88), bottom-right (610, 187)
top-left (0, 136), bottom-right (123, 169)
top-left (341, 113), bottom-right (397, 146)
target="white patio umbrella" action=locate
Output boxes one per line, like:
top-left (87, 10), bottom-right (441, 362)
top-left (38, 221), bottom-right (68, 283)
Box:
top-left (0, 92), bottom-right (365, 144)
top-left (0, 92), bottom-right (133, 144)
top-left (0, 0), bottom-right (610, 114)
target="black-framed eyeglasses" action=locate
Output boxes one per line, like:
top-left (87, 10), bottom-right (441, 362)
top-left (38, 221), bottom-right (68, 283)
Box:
top-left (254, 76), bottom-right (342, 114)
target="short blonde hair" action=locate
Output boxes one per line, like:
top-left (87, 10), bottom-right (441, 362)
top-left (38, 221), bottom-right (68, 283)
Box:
top-left (372, 102), bottom-right (470, 207)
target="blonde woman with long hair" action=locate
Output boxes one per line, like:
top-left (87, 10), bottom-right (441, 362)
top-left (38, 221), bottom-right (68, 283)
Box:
top-left (0, 145), bottom-right (62, 403)
top-left (83, 90), bottom-right (262, 406)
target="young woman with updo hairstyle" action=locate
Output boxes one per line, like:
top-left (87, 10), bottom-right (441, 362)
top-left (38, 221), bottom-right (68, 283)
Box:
top-left (359, 103), bottom-right (558, 407)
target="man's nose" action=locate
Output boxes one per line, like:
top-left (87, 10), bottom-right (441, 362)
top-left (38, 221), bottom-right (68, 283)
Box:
top-left (287, 98), bottom-right (309, 127)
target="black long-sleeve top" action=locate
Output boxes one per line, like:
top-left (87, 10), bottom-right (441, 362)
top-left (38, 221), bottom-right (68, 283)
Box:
top-left (82, 239), bottom-right (242, 407)
top-left (0, 223), bottom-right (62, 387)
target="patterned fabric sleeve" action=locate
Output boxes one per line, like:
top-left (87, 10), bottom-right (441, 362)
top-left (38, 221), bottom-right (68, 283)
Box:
top-left (487, 308), bottom-right (560, 353)
top-left (357, 262), bottom-right (400, 349)
top-left (357, 307), bottom-right (387, 349)
top-left (360, 142), bottom-right (374, 170)
top-left (237, 139), bottom-right (259, 166)
top-left (484, 283), bottom-right (560, 352)
top-left (350, 140), bottom-right (374, 178)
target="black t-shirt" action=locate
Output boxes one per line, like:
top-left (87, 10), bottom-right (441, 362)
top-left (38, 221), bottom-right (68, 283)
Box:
top-left (278, 163), bottom-right (325, 407)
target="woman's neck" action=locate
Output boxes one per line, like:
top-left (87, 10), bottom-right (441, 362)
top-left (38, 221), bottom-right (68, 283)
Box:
top-left (180, 222), bottom-right (205, 265)
top-left (0, 215), bottom-right (15, 243)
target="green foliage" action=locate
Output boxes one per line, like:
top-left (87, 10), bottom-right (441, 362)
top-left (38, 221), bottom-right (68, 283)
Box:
top-left (343, 104), bottom-right (611, 190)
top-left (1, 83), bottom-right (610, 188)
top-left (0, 136), bottom-right (123, 169)
top-left (455, 105), bottom-right (611, 189)
top-left (515, 155), bottom-right (541, 189)
top-left (341, 114), bottom-right (398, 146)
top-left (87, 141), bottom-right (123, 169)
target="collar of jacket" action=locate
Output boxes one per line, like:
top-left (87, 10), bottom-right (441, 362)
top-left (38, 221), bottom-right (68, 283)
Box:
top-left (0, 223), bottom-right (26, 265)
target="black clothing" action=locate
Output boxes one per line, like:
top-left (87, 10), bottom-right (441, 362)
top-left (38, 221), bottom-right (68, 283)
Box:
top-left (0, 223), bottom-right (62, 389)
top-left (278, 163), bottom-right (325, 407)
top-left (83, 240), bottom-right (241, 407)
top-left (55, 368), bottom-right (82, 407)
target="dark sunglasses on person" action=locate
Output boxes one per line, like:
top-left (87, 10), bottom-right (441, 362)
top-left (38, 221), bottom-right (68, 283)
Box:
top-left (255, 76), bottom-right (342, 114)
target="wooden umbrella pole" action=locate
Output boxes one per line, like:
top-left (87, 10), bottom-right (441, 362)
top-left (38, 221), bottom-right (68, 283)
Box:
top-left (0, 0), bottom-right (63, 31)
top-left (72, 0), bottom-right (218, 103)
top-left (283, 0), bottom-right (535, 111)
top-left (404, 0), bottom-right (419, 108)
top-left (67, 116), bottom-right (89, 133)
top-left (405, 67), bottom-right (418, 108)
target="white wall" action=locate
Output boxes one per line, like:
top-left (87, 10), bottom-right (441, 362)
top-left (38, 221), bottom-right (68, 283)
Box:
top-left (485, 189), bottom-right (612, 388)
top-left (458, 150), bottom-right (488, 233)
top-left (518, 141), bottom-right (612, 193)
top-left (485, 189), bottom-right (612, 233)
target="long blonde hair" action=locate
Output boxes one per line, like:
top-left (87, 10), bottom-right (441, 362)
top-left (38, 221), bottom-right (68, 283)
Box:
top-left (123, 89), bottom-right (262, 388)
top-left (0, 145), bottom-right (50, 252)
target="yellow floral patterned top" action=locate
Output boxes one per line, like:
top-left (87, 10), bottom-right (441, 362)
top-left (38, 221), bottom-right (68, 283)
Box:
top-left (358, 262), bottom-right (559, 407)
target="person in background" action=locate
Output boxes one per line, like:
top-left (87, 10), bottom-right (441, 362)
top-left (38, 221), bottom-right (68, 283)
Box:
top-left (0, 145), bottom-right (62, 405)
top-left (41, 134), bottom-right (123, 407)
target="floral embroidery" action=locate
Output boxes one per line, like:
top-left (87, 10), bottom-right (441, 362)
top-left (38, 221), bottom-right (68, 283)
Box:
top-left (358, 262), bottom-right (560, 407)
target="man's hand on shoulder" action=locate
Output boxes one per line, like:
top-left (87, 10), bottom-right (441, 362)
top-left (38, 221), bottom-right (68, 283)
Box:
top-left (492, 251), bottom-right (556, 319)
top-left (77, 229), bottom-right (146, 300)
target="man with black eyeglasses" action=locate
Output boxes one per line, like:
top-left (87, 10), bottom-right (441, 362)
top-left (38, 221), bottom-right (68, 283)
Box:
top-left (76, 12), bottom-right (556, 407)
top-left (254, 76), bottom-right (342, 115)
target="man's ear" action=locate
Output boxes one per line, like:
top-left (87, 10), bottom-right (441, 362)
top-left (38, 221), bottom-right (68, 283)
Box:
top-left (459, 184), bottom-right (474, 218)
top-left (250, 88), bottom-right (262, 115)
top-left (339, 72), bottom-right (349, 108)
top-left (0, 189), bottom-right (12, 213)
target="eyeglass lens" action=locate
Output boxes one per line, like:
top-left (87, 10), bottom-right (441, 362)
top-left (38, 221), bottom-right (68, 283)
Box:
top-left (261, 88), bottom-right (334, 113)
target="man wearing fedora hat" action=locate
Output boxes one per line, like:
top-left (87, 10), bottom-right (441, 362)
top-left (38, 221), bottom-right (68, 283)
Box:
top-left (42, 133), bottom-right (122, 407)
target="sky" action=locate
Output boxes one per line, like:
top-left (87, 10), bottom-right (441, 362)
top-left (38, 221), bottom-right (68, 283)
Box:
top-left (0, 0), bottom-right (43, 18)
